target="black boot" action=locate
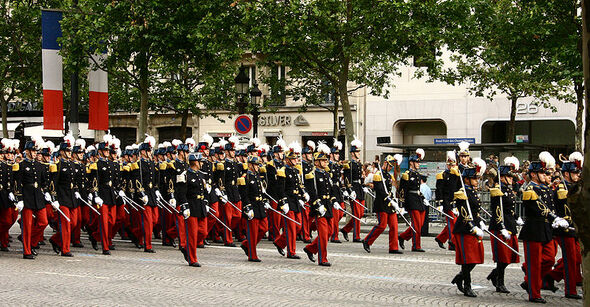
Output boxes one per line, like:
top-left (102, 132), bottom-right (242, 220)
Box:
top-left (435, 237), bottom-right (445, 249)
top-left (448, 242), bottom-right (455, 251)
top-left (486, 268), bottom-right (497, 287)
top-left (495, 263), bottom-right (510, 293)
top-left (462, 264), bottom-right (477, 297)
top-left (451, 273), bottom-right (464, 293)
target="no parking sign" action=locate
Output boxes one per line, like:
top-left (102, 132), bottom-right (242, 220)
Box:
top-left (234, 115), bottom-right (252, 135)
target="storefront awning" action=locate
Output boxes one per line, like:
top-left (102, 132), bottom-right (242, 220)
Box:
top-left (24, 123), bottom-right (95, 139)
top-left (0, 122), bottom-right (23, 138)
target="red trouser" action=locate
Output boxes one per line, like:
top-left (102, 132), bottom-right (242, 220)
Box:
top-left (399, 210), bottom-right (425, 249)
top-left (184, 216), bottom-right (199, 264)
top-left (197, 217), bottom-right (207, 246)
top-left (129, 206), bottom-right (143, 244)
top-left (164, 208), bottom-right (178, 242)
top-left (435, 211), bottom-right (456, 244)
top-left (275, 211), bottom-right (300, 256)
top-left (72, 206), bottom-right (86, 244)
top-left (175, 206), bottom-right (187, 249)
top-left (305, 217), bottom-right (330, 264)
top-left (51, 206), bottom-right (79, 254)
top-left (364, 212), bottom-right (399, 251)
top-left (205, 201), bottom-right (219, 238)
top-left (222, 201), bottom-right (241, 244)
top-left (111, 205), bottom-right (127, 240)
top-left (268, 201), bottom-right (282, 240)
top-left (242, 218), bottom-right (269, 260)
top-left (330, 203), bottom-right (344, 241)
top-left (93, 204), bottom-right (116, 251)
top-left (341, 199), bottom-right (365, 240)
top-left (549, 236), bottom-right (580, 295)
top-left (21, 208), bottom-right (48, 256)
top-left (142, 206), bottom-right (157, 250)
top-left (300, 205), bottom-right (311, 241)
top-left (523, 240), bottom-right (555, 300)
top-left (0, 207), bottom-right (18, 248)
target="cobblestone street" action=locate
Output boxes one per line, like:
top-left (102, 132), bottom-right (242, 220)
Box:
top-left (0, 223), bottom-right (582, 306)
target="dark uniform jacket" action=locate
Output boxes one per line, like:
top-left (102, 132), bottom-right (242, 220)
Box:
top-left (302, 160), bottom-right (314, 198)
top-left (0, 161), bottom-right (15, 209)
top-left (306, 167), bottom-right (336, 218)
top-left (399, 169), bottom-right (425, 211)
top-left (52, 159), bottom-right (78, 209)
top-left (453, 185), bottom-right (482, 235)
top-left (91, 158), bottom-right (120, 206)
top-left (134, 159), bottom-right (160, 207)
top-left (265, 159), bottom-right (284, 201)
top-left (372, 170), bottom-right (396, 214)
top-left (218, 159), bottom-right (241, 203)
top-left (552, 181), bottom-right (576, 238)
top-left (518, 182), bottom-right (557, 243)
top-left (489, 183), bottom-right (518, 234)
top-left (201, 159), bottom-right (219, 205)
top-left (435, 167), bottom-right (460, 212)
top-left (176, 168), bottom-right (207, 218)
top-left (242, 170), bottom-right (267, 219)
top-left (328, 161), bottom-right (344, 204)
top-left (343, 159), bottom-right (364, 201)
top-left (276, 164), bottom-right (304, 213)
top-left (14, 158), bottom-right (46, 210)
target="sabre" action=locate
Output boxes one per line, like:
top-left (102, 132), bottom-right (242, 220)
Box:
top-left (363, 187), bottom-right (376, 199)
top-left (423, 200), bottom-right (453, 219)
top-left (122, 195), bottom-right (145, 211)
top-left (266, 206), bottom-right (302, 226)
top-left (480, 207), bottom-right (492, 218)
top-left (53, 205), bottom-right (71, 222)
top-left (124, 207), bottom-right (130, 214)
top-left (483, 228), bottom-right (523, 257)
top-left (221, 195), bottom-right (243, 213)
top-left (346, 195), bottom-right (368, 210)
top-left (338, 207), bottom-right (367, 224)
top-left (157, 195), bottom-right (180, 214)
top-left (77, 196), bottom-right (101, 215)
top-left (395, 207), bottom-right (417, 234)
top-left (207, 210), bottom-right (232, 232)
top-left (156, 198), bottom-right (173, 214)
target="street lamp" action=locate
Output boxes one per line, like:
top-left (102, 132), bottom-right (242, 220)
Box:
top-left (250, 82), bottom-right (262, 136)
top-left (234, 66), bottom-right (249, 114)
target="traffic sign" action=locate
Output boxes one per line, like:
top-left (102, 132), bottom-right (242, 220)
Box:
top-left (234, 115), bottom-right (252, 134)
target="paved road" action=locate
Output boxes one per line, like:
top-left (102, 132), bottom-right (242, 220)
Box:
top-left (0, 223), bottom-right (582, 306)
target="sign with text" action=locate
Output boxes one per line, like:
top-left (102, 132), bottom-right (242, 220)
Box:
top-left (433, 138), bottom-right (475, 145)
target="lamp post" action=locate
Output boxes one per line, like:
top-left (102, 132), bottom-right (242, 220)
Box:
top-left (250, 82), bottom-right (262, 137)
top-left (234, 66), bottom-right (249, 114)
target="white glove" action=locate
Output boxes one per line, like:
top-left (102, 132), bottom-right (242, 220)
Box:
top-left (397, 207), bottom-right (407, 215)
top-left (183, 209), bottom-right (190, 219)
top-left (333, 202), bottom-right (341, 211)
top-left (516, 217), bottom-right (524, 226)
top-left (298, 199), bottom-right (306, 208)
top-left (552, 217), bottom-right (569, 229)
top-left (318, 205), bottom-right (326, 217)
top-left (479, 221), bottom-right (488, 231)
top-left (205, 205), bottom-right (210, 214)
top-left (88, 193), bottom-right (93, 202)
top-left (94, 197), bottom-right (103, 205)
top-left (118, 190), bottom-right (126, 198)
top-left (247, 209), bottom-right (254, 220)
top-left (452, 208), bottom-right (459, 216)
top-left (500, 229), bottom-right (511, 240)
top-left (363, 187), bottom-right (370, 194)
top-left (215, 188), bottom-right (222, 197)
top-left (281, 204), bottom-right (289, 214)
top-left (342, 190), bottom-right (349, 198)
top-left (155, 190), bottom-right (162, 199)
top-left (261, 186), bottom-right (266, 194)
top-left (44, 192), bottom-right (52, 202)
top-left (142, 195), bottom-right (149, 204)
top-left (169, 198), bottom-right (177, 207)
top-left (264, 202), bottom-right (271, 210)
top-left (8, 192), bottom-right (16, 202)
top-left (350, 191), bottom-right (356, 200)
top-left (206, 184), bottom-right (212, 194)
top-left (74, 191), bottom-right (81, 200)
top-left (220, 195), bottom-right (229, 203)
top-left (436, 206), bottom-right (443, 212)
top-left (303, 193), bottom-right (310, 202)
top-left (423, 199), bottom-right (430, 208)
top-left (15, 201), bottom-right (24, 211)
top-left (471, 226), bottom-right (484, 238)
top-left (51, 201), bottom-right (60, 210)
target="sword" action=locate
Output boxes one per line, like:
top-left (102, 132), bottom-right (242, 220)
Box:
top-left (77, 196), bottom-right (101, 215)
top-left (221, 195), bottom-right (243, 213)
top-left (423, 200), bottom-right (453, 219)
top-left (156, 198), bottom-right (173, 214)
top-left (395, 208), bottom-right (417, 234)
top-left (124, 207), bottom-right (130, 214)
top-left (207, 210), bottom-right (232, 232)
top-left (157, 195), bottom-right (180, 214)
top-left (483, 228), bottom-right (523, 257)
top-left (54, 205), bottom-right (71, 223)
top-left (363, 187), bottom-right (376, 199)
top-left (337, 207), bottom-right (367, 224)
top-left (480, 207), bottom-right (492, 218)
top-left (121, 195), bottom-right (145, 211)
top-left (346, 195), bottom-right (368, 210)
top-left (266, 206), bottom-right (302, 226)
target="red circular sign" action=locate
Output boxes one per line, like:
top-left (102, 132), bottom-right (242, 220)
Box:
top-left (234, 115), bottom-right (252, 134)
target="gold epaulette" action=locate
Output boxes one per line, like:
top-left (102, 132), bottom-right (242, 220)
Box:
top-left (12, 163), bottom-right (19, 171)
top-left (373, 172), bottom-right (382, 182)
top-left (436, 172), bottom-right (444, 180)
top-left (130, 162), bottom-right (139, 171)
top-left (450, 166), bottom-right (460, 177)
top-left (243, 163), bottom-right (248, 170)
top-left (237, 176), bottom-right (246, 186)
top-left (259, 166), bottom-right (267, 173)
top-left (159, 162), bottom-right (167, 170)
top-left (167, 162), bottom-right (175, 170)
top-left (522, 187), bottom-right (538, 201)
top-left (490, 187), bottom-right (503, 197)
top-left (49, 163), bottom-right (58, 173)
top-left (277, 167), bottom-right (286, 177)
top-left (401, 171), bottom-right (409, 181)
top-left (216, 162), bottom-right (224, 171)
top-left (305, 172), bottom-right (314, 180)
top-left (89, 162), bottom-right (98, 171)
top-left (454, 189), bottom-right (467, 200)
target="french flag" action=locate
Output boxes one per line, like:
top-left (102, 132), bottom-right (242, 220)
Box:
top-left (88, 53), bottom-right (109, 130)
top-left (41, 10), bottom-right (64, 130)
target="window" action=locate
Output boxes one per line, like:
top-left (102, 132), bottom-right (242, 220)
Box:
top-left (269, 65), bottom-right (286, 106)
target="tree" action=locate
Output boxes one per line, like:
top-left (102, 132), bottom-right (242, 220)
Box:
top-left (0, 1), bottom-right (44, 138)
top-left (242, 0), bottom-right (439, 154)
top-left (439, 0), bottom-right (560, 143)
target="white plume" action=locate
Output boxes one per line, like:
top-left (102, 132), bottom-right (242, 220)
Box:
top-left (446, 151), bottom-right (456, 162)
top-left (86, 145), bottom-right (96, 152)
top-left (111, 137), bottom-right (121, 150)
top-left (157, 143), bottom-right (165, 149)
top-left (131, 144), bottom-right (139, 150)
top-left (172, 139), bottom-right (182, 148)
top-left (259, 144), bottom-right (270, 153)
top-left (31, 135), bottom-right (44, 150)
top-left (11, 139), bottom-right (19, 151)
top-left (317, 142), bottom-right (330, 155)
top-left (416, 148), bottom-right (425, 161)
top-left (218, 138), bottom-right (228, 149)
top-left (333, 139), bottom-right (343, 150)
top-left (394, 154), bottom-right (403, 165)
top-left (288, 141), bottom-right (302, 154)
top-left (276, 135), bottom-right (287, 150)
top-left (103, 133), bottom-right (113, 144)
top-left (1, 139), bottom-right (9, 150)
top-left (162, 141), bottom-right (172, 148)
top-left (306, 140), bottom-right (316, 151)
top-left (350, 136), bottom-right (362, 148)
top-left (144, 135), bottom-right (156, 148)
top-left (229, 135), bottom-right (241, 146)
top-left (45, 141), bottom-right (55, 153)
top-left (504, 156), bottom-right (520, 170)
top-left (63, 131), bottom-right (75, 147)
top-left (201, 133), bottom-right (214, 146)
top-left (75, 139), bottom-right (86, 150)
top-left (458, 141), bottom-right (470, 153)
top-left (185, 138), bottom-right (196, 151)
top-left (125, 145), bottom-right (132, 151)
top-left (473, 157), bottom-right (487, 177)
top-left (539, 151), bottom-right (556, 169)
top-left (211, 142), bottom-right (220, 150)
top-left (569, 151), bottom-right (584, 165)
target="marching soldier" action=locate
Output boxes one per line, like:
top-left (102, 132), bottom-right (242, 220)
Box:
top-left (328, 140), bottom-right (344, 243)
top-left (0, 139), bottom-right (17, 252)
top-left (14, 135), bottom-right (49, 259)
top-left (135, 135), bottom-right (160, 253)
top-left (302, 143), bottom-right (335, 266)
top-left (215, 136), bottom-right (242, 246)
top-left (71, 139), bottom-right (87, 248)
top-left (340, 137), bottom-right (365, 242)
top-left (519, 153), bottom-right (570, 303)
top-left (362, 155), bottom-right (403, 254)
top-left (300, 140), bottom-right (315, 243)
top-left (398, 148), bottom-right (427, 252)
top-left (487, 156), bottom-right (521, 293)
top-left (434, 152), bottom-right (460, 251)
top-left (450, 158), bottom-right (487, 298)
top-left (240, 155), bottom-right (268, 262)
top-left (265, 137), bottom-right (287, 241)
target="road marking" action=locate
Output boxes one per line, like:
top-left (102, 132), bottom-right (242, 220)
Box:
top-left (36, 271), bottom-right (110, 280)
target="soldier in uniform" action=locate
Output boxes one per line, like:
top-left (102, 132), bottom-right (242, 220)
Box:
top-left (434, 152), bottom-right (461, 251)
top-left (328, 139), bottom-right (344, 243)
top-left (300, 141), bottom-right (315, 243)
top-left (546, 153), bottom-right (583, 300)
top-left (135, 135), bottom-right (160, 253)
top-left (398, 148), bottom-right (427, 252)
top-left (0, 139), bottom-right (17, 251)
top-left (273, 141), bottom-right (304, 259)
top-left (519, 154), bottom-right (570, 303)
top-left (450, 159), bottom-right (487, 298)
top-left (215, 136), bottom-right (242, 247)
top-left (340, 137), bottom-right (365, 242)
top-left (240, 155), bottom-right (268, 262)
top-left (167, 140), bottom-right (191, 257)
top-left (362, 155), bottom-right (403, 254)
top-left (264, 137), bottom-right (287, 241)
top-left (487, 156), bottom-right (521, 293)
top-left (71, 139), bottom-right (87, 248)
top-left (14, 136), bottom-right (49, 259)
top-left (302, 143), bottom-right (335, 266)
top-left (177, 152), bottom-right (210, 267)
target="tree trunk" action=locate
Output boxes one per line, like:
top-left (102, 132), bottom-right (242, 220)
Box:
top-left (332, 96), bottom-right (339, 138)
top-left (1, 96), bottom-right (7, 138)
top-left (180, 108), bottom-right (189, 140)
top-left (507, 97), bottom-right (518, 143)
top-left (338, 77), bottom-right (354, 159)
top-left (575, 81), bottom-right (584, 152)
top-left (138, 55), bottom-right (149, 142)
top-left (571, 1), bottom-right (590, 305)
